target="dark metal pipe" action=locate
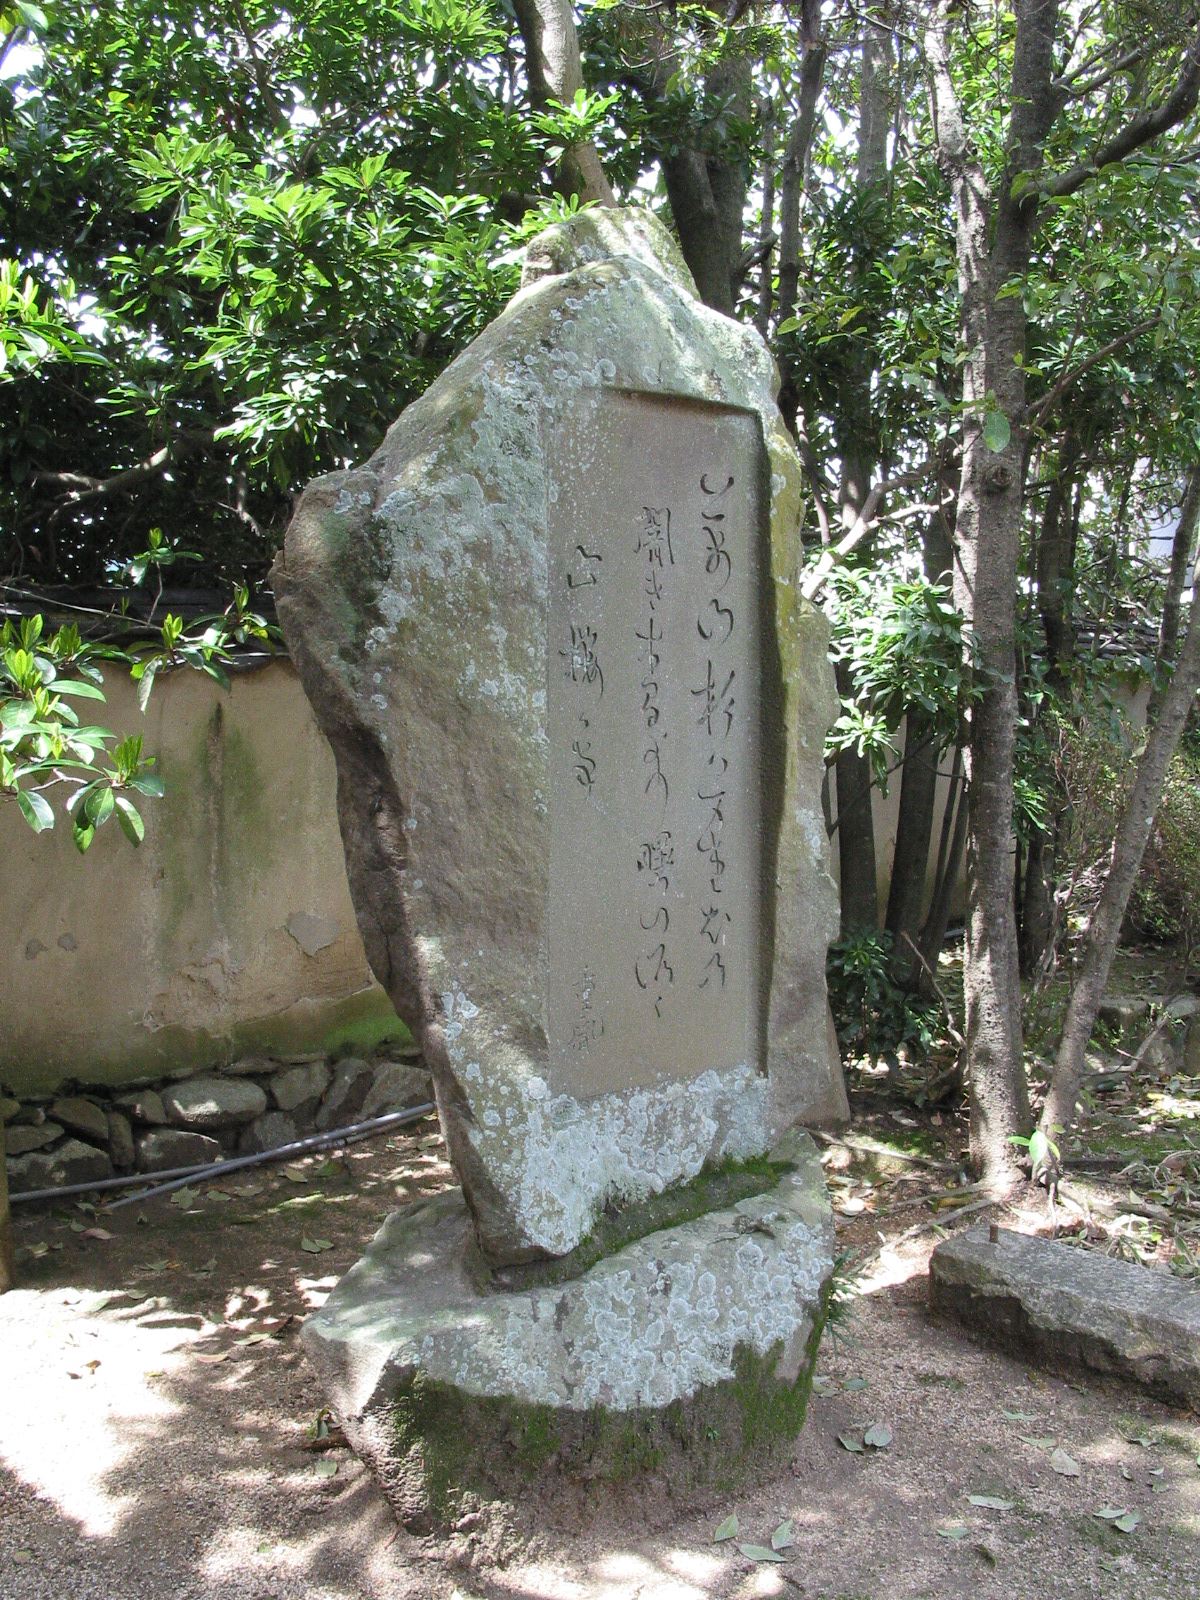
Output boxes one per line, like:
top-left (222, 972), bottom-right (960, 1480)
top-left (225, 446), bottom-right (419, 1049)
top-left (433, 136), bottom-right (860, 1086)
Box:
top-left (8, 1105), bottom-right (437, 1208)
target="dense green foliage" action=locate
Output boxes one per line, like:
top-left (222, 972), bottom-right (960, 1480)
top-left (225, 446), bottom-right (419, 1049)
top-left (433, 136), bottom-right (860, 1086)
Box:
top-left (0, 0), bottom-right (599, 586)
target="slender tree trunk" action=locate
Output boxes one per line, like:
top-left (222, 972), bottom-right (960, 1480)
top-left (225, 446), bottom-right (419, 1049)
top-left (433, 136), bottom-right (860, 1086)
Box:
top-left (831, 12), bottom-right (893, 936)
top-left (511, 0), bottom-right (616, 205)
top-left (776, 0), bottom-right (828, 429)
top-left (1149, 464), bottom-right (1200, 721)
top-left (886, 709), bottom-right (939, 961)
top-left (887, 511), bottom-right (956, 976)
top-left (1041, 536), bottom-right (1200, 1144)
top-left (918, 747), bottom-right (968, 986)
top-left (928, 0), bottom-right (1065, 1186)
top-left (1020, 430), bottom-right (1080, 975)
top-left (835, 660), bottom-right (881, 934)
top-left (755, 96), bottom-right (776, 342)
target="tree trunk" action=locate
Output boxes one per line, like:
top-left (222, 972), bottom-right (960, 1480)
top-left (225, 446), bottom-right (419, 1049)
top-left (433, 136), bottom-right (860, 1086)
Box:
top-left (834, 661), bottom-right (881, 935)
top-left (511, 0), bottom-right (615, 205)
top-left (918, 746), bottom-right (968, 986)
top-left (928, 0), bottom-right (1066, 1187)
top-left (1148, 464), bottom-right (1200, 722)
top-left (830, 13), bottom-right (893, 938)
top-left (887, 510), bottom-right (956, 977)
top-left (776, 0), bottom-right (828, 429)
top-left (886, 707), bottom-right (939, 966)
top-left (660, 50), bottom-right (750, 315)
top-left (1041, 535), bottom-right (1200, 1146)
top-left (1020, 429), bottom-right (1080, 976)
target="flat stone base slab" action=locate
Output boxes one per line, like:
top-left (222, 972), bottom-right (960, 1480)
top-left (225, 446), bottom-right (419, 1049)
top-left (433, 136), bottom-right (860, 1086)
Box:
top-left (303, 1133), bottom-right (834, 1527)
top-left (930, 1226), bottom-right (1200, 1412)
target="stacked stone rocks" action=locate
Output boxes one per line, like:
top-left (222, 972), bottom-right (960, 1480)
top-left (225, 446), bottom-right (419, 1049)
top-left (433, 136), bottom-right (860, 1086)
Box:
top-left (2, 1047), bottom-right (431, 1196)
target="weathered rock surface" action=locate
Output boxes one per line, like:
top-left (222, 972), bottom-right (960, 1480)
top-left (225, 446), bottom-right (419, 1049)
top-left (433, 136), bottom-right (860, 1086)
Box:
top-left (314, 1057), bottom-right (375, 1131)
top-left (274, 207), bottom-right (846, 1265)
top-left (48, 1096), bottom-right (109, 1143)
top-left (5, 1121), bottom-right (62, 1156)
top-left (8, 1139), bottom-right (112, 1192)
top-left (221, 1054), bottom-right (282, 1078)
top-left (114, 1089), bottom-right (167, 1125)
top-left (930, 1225), bottom-right (1200, 1411)
top-left (239, 1111), bottom-right (297, 1155)
top-left (303, 1132), bottom-right (834, 1526)
top-left (136, 1128), bottom-right (223, 1173)
top-left (160, 1076), bottom-right (267, 1130)
top-left (270, 1060), bottom-right (330, 1113)
top-left (359, 1063), bottom-right (431, 1121)
top-left (106, 1110), bottom-right (136, 1170)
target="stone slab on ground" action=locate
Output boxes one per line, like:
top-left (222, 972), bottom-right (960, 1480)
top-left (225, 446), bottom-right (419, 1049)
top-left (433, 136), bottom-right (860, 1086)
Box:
top-left (302, 1132), bottom-right (834, 1528)
top-left (929, 1225), bottom-right (1200, 1412)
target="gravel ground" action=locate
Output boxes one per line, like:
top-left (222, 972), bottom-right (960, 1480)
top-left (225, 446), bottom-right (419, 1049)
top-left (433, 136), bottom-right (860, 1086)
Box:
top-left (2, 1114), bottom-right (1199, 1600)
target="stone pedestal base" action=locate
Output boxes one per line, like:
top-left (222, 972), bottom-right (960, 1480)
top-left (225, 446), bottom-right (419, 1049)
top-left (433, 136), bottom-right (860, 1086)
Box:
top-left (302, 1133), bottom-right (834, 1528)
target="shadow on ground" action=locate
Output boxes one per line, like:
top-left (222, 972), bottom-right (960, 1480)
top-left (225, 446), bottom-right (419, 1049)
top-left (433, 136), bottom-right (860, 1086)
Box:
top-left (2, 1115), bottom-right (1199, 1600)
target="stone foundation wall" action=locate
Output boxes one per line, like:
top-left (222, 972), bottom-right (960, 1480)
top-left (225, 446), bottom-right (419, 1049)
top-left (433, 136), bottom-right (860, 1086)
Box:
top-left (3, 1047), bottom-right (432, 1197)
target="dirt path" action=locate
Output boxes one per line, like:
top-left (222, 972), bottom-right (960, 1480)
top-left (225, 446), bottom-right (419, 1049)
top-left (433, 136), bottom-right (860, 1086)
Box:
top-left (2, 1113), bottom-right (1198, 1600)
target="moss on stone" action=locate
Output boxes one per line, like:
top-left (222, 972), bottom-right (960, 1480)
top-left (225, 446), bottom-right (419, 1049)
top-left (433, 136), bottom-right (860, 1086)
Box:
top-left (388, 1290), bottom-right (831, 1526)
top-left (480, 1153), bottom-right (791, 1290)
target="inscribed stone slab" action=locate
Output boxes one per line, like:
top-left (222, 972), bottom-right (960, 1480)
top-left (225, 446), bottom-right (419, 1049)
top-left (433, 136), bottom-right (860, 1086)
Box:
top-left (273, 208), bottom-right (847, 1264)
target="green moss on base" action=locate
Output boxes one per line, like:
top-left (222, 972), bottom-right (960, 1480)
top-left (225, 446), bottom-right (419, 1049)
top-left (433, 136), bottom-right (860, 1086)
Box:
top-left (481, 1154), bottom-right (791, 1290)
top-left (389, 1287), bottom-right (831, 1525)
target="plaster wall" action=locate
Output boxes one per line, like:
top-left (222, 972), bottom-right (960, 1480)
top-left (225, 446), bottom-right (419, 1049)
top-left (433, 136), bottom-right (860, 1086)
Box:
top-left (1, 658), bottom-right (398, 1096)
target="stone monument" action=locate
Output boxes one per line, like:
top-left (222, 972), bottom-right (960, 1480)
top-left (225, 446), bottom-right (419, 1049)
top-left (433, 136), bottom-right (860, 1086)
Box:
top-left (273, 209), bottom-right (847, 1526)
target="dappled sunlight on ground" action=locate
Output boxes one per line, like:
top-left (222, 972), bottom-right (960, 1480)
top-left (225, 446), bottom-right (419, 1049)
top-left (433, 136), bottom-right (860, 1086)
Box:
top-left (4, 1114), bottom-right (1200, 1600)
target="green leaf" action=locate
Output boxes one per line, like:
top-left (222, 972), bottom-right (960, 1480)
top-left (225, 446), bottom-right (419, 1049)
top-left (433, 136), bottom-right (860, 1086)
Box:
top-left (53, 679), bottom-right (107, 701)
top-left (1113, 1512), bottom-right (1142, 1534)
top-left (937, 1523), bottom-right (970, 1541)
top-left (84, 784), bottom-right (115, 826)
top-left (770, 1519), bottom-right (794, 1551)
top-left (968, 1495), bottom-right (1015, 1511)
top-left (313, 1458), bottom-right (338, 1478)
top-left (16, 789), bottom-right (54, 832)
top-left (16, 2), bottom-right (48, 30)
top-left (838, 1433), bottom-right (865, 1453)
top-left (712, 1513), bottom-right (739, 1542)
top-left (737, 1545), bottom-right (785, 1564)
top-left (1049, 1447), bottom-right (1081, 1477)
top-left (115, 796), bottom-right (145, 845)
top-left (300, 1236), bottom-right (334, 1253)
top-left (982, 411), bottom-right (1011, 453)
top-left (864, 1423), bottom-right (892, 1449)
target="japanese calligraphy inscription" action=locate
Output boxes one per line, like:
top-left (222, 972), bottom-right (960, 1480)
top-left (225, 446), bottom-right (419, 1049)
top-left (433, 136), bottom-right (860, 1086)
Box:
top-left (547, 389), bottom-right (766, 1097)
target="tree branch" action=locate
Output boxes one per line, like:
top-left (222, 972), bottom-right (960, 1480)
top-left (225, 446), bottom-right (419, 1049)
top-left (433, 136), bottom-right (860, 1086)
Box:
top-left (511, 0), bottom-right (615, 206)
top-left (1026, 314), bottom-right (1162, 427)
top-left (1044, 23), bottom-right (1200, 200)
